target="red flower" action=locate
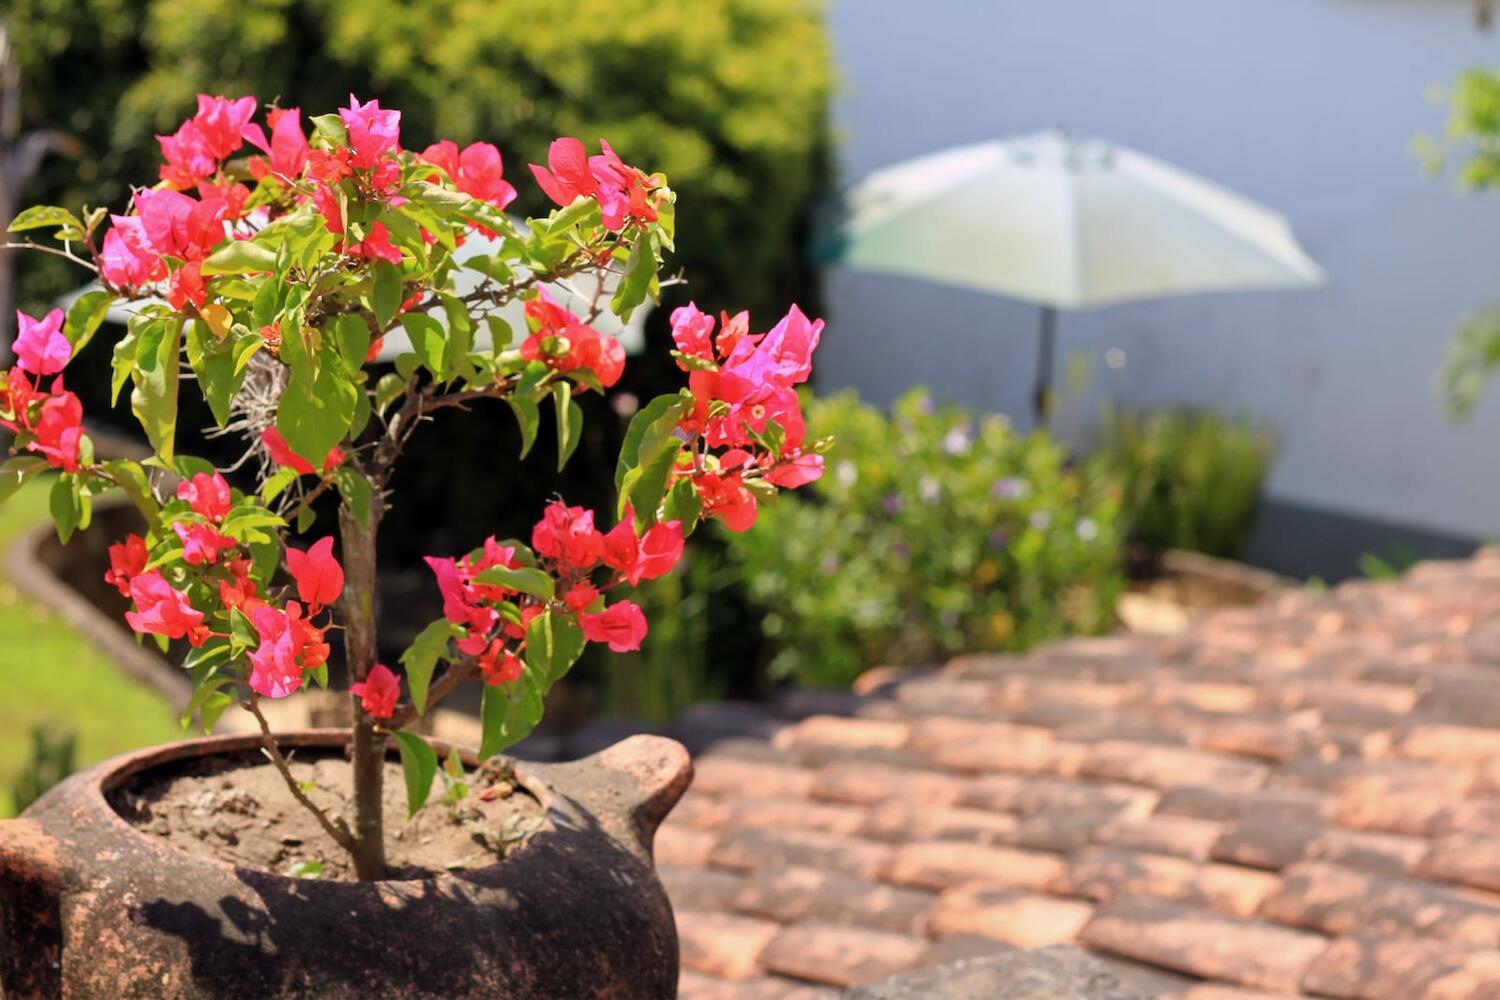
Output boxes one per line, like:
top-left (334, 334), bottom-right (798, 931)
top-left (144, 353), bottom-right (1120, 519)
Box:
top-left (190, 94), bottom-right (256, 162)
top-left (286, 536), bottom-right (344, 611)
top-left (529, 137), bottom-right (596, 208)
top-left (669, 303), bottom-right (715, 368)
top-left (243, 106), bottom-right (310, 181)
top-left (477, 641), bottom-right (524, 686)
top-left (166, 262), bottom-right (206, 311)
top-left (563, 582), bottom-right (599, 612)
top-left (587, 139), bottom-right (660, 230)
top-left (173, 520), bottom-right (236, 566)
top-left (602, 516), bottom-right (684, 586)
top-left (348, 221), bottom-right (402, 265)
top-left (420, 140), bottom-right (517, 210)
top-left (765, 450), bottom-right (824, 488)
top-left (125, 571), bottom-right (209, 647)
top-left (339, 95), bottom-right (401, 169)
top-left (580, 601), bottom-right (648, 653)
top-left (13, 309), bottom-right (71, 376)
top-left (104, 534), bottom-right (149, 598)
top-left (27, 390), bottom-right (84, 472)
top-left (531, 501), bottom-right (605, 570)
top-left (261, 427), bottom-right (343, 475)
top-left (696, 468), bottom-right (758, 532)
top-left (100, 215), bottom-right (166, 289)
top-left (177, 471), bottom-right (231, 523)
top-left (350, 663), bottom-right (400, 720)
top-left (519, 290), bottom-right (625, 389)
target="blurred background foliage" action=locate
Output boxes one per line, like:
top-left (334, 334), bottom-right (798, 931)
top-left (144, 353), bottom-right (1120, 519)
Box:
top-left (1099, 407), bottom-right (1275, 560)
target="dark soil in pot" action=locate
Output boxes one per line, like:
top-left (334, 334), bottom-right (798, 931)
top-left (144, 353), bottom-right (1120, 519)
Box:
top-left (109, 749), bottom-right (545, 881)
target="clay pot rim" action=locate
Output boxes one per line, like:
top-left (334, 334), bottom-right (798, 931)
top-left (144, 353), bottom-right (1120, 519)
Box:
top-left (77, 727), bottom-right (553, 887)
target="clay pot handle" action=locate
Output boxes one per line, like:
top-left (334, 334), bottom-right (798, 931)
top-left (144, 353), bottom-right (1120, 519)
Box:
top-left (0, 817), bottom-right (64, 890)
top-left (532, 735), bottom-right (693, 850)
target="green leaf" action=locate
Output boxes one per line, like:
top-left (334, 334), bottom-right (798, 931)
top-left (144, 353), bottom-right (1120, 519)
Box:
top-left (260, 466), bottom-right (299, 504)
top-left (201, 240), bottom-right (277, 275)
top-left (199, 691), bottom-right (235, 734)
top-left (276, 362), bottom-right (356, 470)
top-left (615, 393), bottom-right (691, 520)
top-left (371, 261), bottom-right (404, 328)
top-left (374, 373), bottom-right (406, 413)
top-left (524, 610), bottom-right (586, 690)
top-left (286, 859), bottom-right (324, 879)
top-left (472, 565), bottom-right (555, 602)
top-left (110, 324), bottom-right (141, 405)
top-left (184, 322), bottom-right (246, 428)
top-left (398, 313), bottom-right (446, 378)
top-left (309, 113), bottom-right (348, 146)
top-left (334, 313), bottom-right (372, 372)
top-left (0, 457), bottom-right (46, 508)
top-left (392, 731), bottom-right (439, 819)
top-left (8, 205), bottom-right (82, 235)
top-left (506, 396), bottom-right (540, 458)
top-left (662, 478), bottom-right (703, 534)
top-left (64, 290), bottom-right (113, 354)
top-left (478, 675), bottom-right (543, 762)
top-left (552, 382), bottom-right (583, 472)
top-left (49, 475), bottom-right (81, 543)
top-left (103, 460), bottom-right (161, 532)
top-left (399, 619), bottom-right (459, 717)
top-left (130, 318), bottom-right (181, 460)
top-left (610, 234), bottom-right (656, 322)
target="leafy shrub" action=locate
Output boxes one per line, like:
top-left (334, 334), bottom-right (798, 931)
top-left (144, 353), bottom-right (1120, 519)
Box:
top-left (1099, 407), bottom-right (1274, 560)
top-left (720, 389), bottom-right (1125, 689)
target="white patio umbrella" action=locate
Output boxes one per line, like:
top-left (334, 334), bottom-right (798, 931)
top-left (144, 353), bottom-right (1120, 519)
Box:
top-left (821, 129), bottom-right (1325, 424)
top-left (58, 218), bottom-right (652, 360)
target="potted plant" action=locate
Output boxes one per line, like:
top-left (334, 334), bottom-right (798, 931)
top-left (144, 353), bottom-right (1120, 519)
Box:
top-left (0, 94), bottom-right (825, 997)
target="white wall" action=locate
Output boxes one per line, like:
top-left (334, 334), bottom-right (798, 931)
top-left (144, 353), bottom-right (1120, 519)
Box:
top-left (821, 0), bottom-right (1500, 540)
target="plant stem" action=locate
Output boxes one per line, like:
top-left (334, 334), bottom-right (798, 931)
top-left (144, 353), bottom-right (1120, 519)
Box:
top-left (337, 468), bottom-right (386, 880)
top-left (246, 695), bottom-right (355, 853)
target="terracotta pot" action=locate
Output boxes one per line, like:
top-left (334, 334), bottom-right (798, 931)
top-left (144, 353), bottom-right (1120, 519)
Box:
top-left (0, 729), bottom-right (692, 999)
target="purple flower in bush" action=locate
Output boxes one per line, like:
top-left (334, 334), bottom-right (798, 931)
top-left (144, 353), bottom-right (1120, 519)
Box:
top-left (987, 530), bottom-right (1009, 551)
top-left (882, 493), bottom-right (903, 515)
top-left (991, 477), bottom-right (1027, 500)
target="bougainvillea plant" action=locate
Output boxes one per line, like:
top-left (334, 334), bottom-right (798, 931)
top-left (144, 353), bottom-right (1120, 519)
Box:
top-left (2, 94), bottom-right (825, 879)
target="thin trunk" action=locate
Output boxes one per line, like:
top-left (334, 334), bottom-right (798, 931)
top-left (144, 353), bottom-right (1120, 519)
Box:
top-left (338, 479), bottom-right (385, 880)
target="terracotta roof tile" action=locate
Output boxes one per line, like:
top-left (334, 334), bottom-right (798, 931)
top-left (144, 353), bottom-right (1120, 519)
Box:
top-left (926, 884), bottom-right (1094, 948)
top-left (1261, 861), bottom-right (1500, 946)
top-left (731, 866), bottom-right (935, 935)
top-left (1079, 899), bottom-right (1329, 993)
top-left (884, 840), bottom-right (1066, 892)
top-left (757, 923), bottom-right (929, 988)
top-left (661, 554), bottom-right (1500, 998)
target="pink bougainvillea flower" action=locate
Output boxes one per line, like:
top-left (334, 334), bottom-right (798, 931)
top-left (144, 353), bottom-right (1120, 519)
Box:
top-left (349, 221), bottom-right (402, 265)
top-left (134, 188), bottom-right (225, 261)
top-left (477, 641), bottom-right (524, 686)
top-left (602, 516), bottom-right (683, 586)
top-left (311, 183), bottom-right (344, 236)
top-left (99, 215), bottom-right (167, 289)
top-left (563, 582), bottom-right (599, 613)
top-left (531, 501), bottom-right (605, 570)
top-left (166, 262), bottom-right (207, 311)
top-left (177, 471), bottom-right (232, 523)
top-left (696, 469), bottom-right (758, 532)
top-left (173, 520), bottom-right (236, 566)
top-left (261, 427), bottom-right (343, 475)
top-left (580, 601), bottom-right (648, 653)
top-left (104, 534), bottom-right (149, 598)
top-left (286, 536), bottom-right (344, 610)
top-left (157, 121), bottom-right (217, 189)
top-left (27, 390), bottom-right (84, 472)
top-left (350, 663), bottom-right (400, 719)
top-left (519, 290), bottom-right (625, 389)
top-left (420, 140), bottom-right (517, 210)
top-left (669, 303), bottom-right (715, 367)
top-left (13, 309), bottom-right (71, 376)
top-left (190, 94), bottom-right (257, 162)
top-left (125, 571), bottom-right (209, 647)
top-left (587, 139), bottom-right (660, 230)
top-left (339, 95), bottom-right (401, 169)
top-left (247, 603), bottom-right (301, 698)
top-left (243, 106), bottom-right (310, 181)
top-left (291, 605), bottom-right (331, 673)
top-left (765, 450), bottom-right (825, 489)
top-left (530, 137), bottom-right (596, 207)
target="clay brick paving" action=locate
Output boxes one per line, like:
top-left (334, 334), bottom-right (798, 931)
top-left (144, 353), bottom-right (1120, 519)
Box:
top-left (654, 552), bottom-right (1500, 998)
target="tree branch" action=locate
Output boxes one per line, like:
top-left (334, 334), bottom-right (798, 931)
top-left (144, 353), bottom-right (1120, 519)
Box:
top-left (387, 659), bottom-right (478, 731)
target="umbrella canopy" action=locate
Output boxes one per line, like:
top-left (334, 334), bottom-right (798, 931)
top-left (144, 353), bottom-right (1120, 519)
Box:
top-left (58, 220), bottom-right (652, 360)
top-left (822, 129), bottom-right (1323, 311)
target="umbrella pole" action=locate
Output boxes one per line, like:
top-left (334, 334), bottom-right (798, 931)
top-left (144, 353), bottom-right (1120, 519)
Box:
top-left (1031, 305), bottom-right (1058, 429)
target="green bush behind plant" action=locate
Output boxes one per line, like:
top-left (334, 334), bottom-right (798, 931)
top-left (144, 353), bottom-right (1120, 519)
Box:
top-left (1100, 407), bottom-right (1274, 560)
top-left (717, 389), bottom-right (1125, 689)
